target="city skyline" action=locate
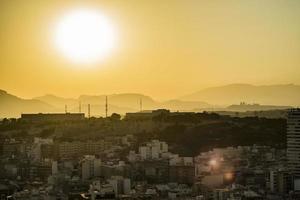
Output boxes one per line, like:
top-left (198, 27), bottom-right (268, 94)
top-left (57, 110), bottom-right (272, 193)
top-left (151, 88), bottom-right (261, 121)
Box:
top-left (1, 1), bottom-right (300, 198)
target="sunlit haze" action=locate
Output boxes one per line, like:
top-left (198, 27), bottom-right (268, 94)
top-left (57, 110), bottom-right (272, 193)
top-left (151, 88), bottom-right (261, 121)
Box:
top-left (0, 0), bottom-right (299, 99)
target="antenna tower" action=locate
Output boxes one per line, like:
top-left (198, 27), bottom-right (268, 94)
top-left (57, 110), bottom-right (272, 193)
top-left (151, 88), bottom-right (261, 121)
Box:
top-left (140, 98), bottom-right (143, 112)
top-left (105, 96), bottom-right (108, 118)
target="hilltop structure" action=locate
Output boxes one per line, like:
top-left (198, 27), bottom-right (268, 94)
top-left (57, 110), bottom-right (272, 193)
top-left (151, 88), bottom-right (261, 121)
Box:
top-left (21, 113), bottom-right (85, 122)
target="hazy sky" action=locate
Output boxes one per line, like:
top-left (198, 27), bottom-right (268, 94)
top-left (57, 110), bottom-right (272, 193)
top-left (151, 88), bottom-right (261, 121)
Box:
top-left (0, 0), bottom-right (299, 100)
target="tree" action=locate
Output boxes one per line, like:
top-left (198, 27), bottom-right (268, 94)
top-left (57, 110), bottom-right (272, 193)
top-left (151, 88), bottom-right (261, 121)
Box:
top-left (110, 113), bottom-right (121, 121)
top-left (2, 118), bottom-right (9, 124)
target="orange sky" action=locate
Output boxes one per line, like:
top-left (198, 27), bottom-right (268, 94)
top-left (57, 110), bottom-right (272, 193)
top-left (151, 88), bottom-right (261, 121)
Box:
top-left (0, 0), bottom-right (299, 100)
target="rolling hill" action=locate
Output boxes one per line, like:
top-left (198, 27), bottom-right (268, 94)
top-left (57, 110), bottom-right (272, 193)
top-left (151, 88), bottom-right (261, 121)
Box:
top-left (34, 93), bottom-right (212, 115)
top-left (1, 83), bottom-right (297, 118)
top-left (181, 84), bottom-right (300, 106)
top-left (0, 90), bottom-right (54, 118)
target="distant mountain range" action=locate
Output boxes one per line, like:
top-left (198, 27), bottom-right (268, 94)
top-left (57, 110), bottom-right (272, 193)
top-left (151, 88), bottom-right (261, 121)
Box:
top-left (181, 83), bottom-right (300, 106)
top-left (0, 90), bottom-right (54, 118)
top-left (226, 103), bottom-right (292, 112)
top-left (1, 83), bottom-right (299, 118)
top-left (0, 90), bottom-right (210, 118)
top-left (34, 94), bottom-right (211, 115)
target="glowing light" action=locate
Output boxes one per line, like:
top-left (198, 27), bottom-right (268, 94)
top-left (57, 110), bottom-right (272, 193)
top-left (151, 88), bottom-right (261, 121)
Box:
top-left (209, 159), bottom-right (217, 166)
top-left (224, 172), bottom-right (234, 180)
top-left (54, 9), bottom-right (116, 64)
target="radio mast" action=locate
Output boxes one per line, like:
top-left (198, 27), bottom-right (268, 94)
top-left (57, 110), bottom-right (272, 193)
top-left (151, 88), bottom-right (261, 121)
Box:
top-left (105, 96), bottom-right (108, 117)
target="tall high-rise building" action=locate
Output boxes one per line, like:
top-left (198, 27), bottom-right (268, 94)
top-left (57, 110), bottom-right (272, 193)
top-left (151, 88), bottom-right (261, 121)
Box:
top-left (287, 108), bottom-right (300, 190)
top-left (81, 155), bottom-right (101, 180)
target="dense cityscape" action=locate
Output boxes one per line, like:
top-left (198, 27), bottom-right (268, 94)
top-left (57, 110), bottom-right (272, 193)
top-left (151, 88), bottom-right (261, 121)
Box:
top-left (1, 0), bottom-right (300, 199)
top-left (0, 108), bottom-right (299, 199)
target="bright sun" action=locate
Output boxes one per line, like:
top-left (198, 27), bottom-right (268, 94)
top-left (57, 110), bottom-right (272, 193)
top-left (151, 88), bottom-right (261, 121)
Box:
top-left (55, 9), bottom-right (116, 64)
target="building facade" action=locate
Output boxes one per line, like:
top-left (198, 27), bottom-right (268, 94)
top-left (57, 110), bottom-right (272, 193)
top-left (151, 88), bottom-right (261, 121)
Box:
top-left (287, 109), bottom-right (300, 190)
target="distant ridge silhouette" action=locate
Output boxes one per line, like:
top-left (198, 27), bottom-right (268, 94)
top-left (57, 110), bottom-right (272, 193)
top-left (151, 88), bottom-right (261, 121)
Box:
top-left (0, 90), bottom-right (54, 118)
top-left (1, 83), bottom-right (299, 118)
top-left (0, 90), bottom-right (211, 118)
top-left (181, 83), bottom-right (300, 106)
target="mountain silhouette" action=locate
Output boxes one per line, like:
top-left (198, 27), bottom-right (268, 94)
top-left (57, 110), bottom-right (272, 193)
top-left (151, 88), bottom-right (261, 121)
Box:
top-left (1, 83), bottom-right (298, 118)
top-left (181, 84), bottom-right (300, 106)
top-left (0, 90), bottom-right (54, 118)
top-left (160, 100), bottom-right (211, 111)
top-left (35, 94), bottom-right (77, 108)
top-left (34, 93), bottom-right (211, 114)
top-left (0, 90), bottom-right (213, 118)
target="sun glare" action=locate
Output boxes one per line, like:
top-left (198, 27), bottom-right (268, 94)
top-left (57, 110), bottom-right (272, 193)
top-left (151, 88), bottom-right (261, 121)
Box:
top-left (54, 9), bottom-right (116, 64)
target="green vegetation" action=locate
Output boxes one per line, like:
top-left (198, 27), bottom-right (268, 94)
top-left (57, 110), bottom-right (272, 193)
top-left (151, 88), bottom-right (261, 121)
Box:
top-left (0, 112), bottom-right (286, 156)
top-left (156, 117), bottom-right (285, 156)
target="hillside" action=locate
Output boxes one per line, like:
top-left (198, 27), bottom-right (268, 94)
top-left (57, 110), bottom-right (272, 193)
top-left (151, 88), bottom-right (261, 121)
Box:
top-left (0, 91), bottom-right (211, 117)
top-left (1, 83), bottom-right (297, 118)
top-left (181, 84), bottom-right (300, 106)
top-left (35, 95), bottom-right (77, 108)
top-left (78, 93), bottom-right (158, 110)
top-left (0, 90), bottom-right (54, 118)
top-left (226, 103), bottom-right (292, 112)
top-left (161, 100), bottom-right (211, 111)
top-left (34, 93), bottom-right (212, 115)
